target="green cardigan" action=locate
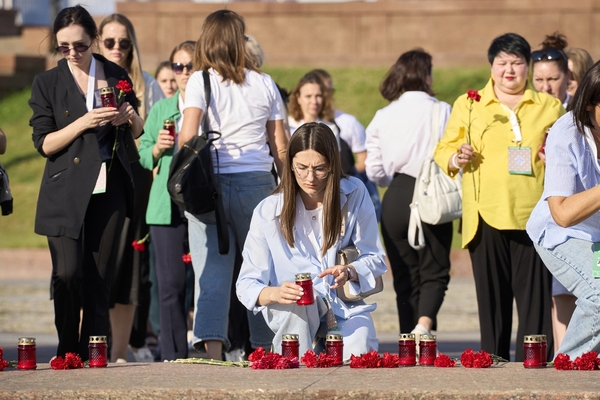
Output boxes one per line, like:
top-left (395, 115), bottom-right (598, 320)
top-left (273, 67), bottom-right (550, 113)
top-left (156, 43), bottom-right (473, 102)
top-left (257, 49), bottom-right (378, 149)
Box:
top-left (138, 92), bottom-right (181, 225)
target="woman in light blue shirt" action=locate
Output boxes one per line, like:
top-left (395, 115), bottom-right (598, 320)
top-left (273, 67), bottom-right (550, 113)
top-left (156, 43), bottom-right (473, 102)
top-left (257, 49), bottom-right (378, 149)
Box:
top-left (527, 60), bottom-right (600, 358)
top-left (236, 122), bottom-right (386, 360)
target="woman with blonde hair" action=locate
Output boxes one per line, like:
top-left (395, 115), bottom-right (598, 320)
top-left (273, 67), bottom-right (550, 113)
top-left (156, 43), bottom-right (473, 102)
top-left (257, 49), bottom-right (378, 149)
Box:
top-left (99, 13), bottom-right (164, 362)
top-left (179, 9), bottom-right (287, 360)
top-left (566, 48), bottom-right (594, 99)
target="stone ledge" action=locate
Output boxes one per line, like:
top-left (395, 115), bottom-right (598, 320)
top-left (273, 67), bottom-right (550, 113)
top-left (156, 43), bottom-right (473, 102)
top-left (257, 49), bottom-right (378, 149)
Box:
top-left (0, 363), bottom-right (597, 399)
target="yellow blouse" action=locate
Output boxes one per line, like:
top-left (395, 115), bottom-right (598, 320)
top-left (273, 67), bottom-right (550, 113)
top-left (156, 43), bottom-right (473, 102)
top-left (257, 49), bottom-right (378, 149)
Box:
top-left (434, 78), bottom-right (564, 248)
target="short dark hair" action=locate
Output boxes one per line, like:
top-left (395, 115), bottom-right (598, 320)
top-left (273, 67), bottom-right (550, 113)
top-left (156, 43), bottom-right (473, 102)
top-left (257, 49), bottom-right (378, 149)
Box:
top-left (487, 33), bottom-right (531, 65)
top-left (379, 49), bottom-right (433, 101)
top-left (571, 60), bottom-right (600, 134)
top-left (53, 5), bottom-right (98, 41)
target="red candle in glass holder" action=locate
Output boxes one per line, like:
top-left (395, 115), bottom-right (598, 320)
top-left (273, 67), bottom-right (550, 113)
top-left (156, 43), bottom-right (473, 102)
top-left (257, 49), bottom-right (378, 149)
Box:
top-left (163, 119), bottom-right (176, 137)
top-left (418, 334), bottom-right (437, 366)
top-left (17, 337), bottom-right (37, 370)
top-left (100, 87), bottom-right (117, 108)
top-left (398, 333), bottom-right (416, 366)
top-left (88, 336), bottom-right (108, 368)
top-left (523, 335), bottom-right (544, 368)
top-left (281, 333), bottom-right (299, 359)
top-left (295, 272), bottom-right (314, 306)
top-left (325, 333), bottom-right (344, 366)
top-left (540, 334), bottom-right (547, 367)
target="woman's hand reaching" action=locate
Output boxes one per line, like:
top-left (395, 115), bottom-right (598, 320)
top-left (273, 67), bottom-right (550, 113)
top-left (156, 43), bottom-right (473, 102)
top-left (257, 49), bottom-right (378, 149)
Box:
top-left (318, 265), bottom-right (352, 289)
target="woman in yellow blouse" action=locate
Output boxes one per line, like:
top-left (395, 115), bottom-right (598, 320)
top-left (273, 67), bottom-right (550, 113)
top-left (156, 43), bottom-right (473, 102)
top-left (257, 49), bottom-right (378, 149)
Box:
top-left (434, 33), bottom-right (564, 362)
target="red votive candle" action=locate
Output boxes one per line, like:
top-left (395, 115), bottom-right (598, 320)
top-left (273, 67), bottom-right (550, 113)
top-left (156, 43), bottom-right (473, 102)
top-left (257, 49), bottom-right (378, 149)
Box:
top-left (163, 119), bottom-right (176, 137)
top-left (398, 333), bottom-right (416, 366)
top-left (281, 333), bottom-right (300, 359)
top-left (99, 87), bottom-right (117, 108)
top-left (541, 334), bottom-right (547, 367)
top-left (523, 335), bottom-right (544, 368)
top-left (325, 333), bottom-right (344, 366)
top-left (295, 273), bottom-right (314, 306)
top-left (88, 336), bottom-right (108, 368)
top-left (418, 334), bottom-right (437, 366)
top-left (17, 337), bottom-right (37, 370)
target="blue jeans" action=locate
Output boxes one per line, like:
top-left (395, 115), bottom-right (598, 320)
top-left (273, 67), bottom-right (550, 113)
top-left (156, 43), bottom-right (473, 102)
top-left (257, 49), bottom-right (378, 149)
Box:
top-left (534, 238), bottom-right (600, 358)
top-left (186, 171), bottom-right (275, 350)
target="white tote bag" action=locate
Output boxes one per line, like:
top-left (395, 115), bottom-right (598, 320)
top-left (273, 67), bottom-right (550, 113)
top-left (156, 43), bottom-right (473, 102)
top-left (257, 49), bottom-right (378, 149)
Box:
top-left (408, 101), bottom-right (462, 250)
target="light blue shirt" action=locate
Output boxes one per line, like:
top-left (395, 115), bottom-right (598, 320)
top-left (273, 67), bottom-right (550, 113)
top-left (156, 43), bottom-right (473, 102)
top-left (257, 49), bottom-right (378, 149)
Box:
top-left (236, 176), bottom-right (387, 319)
top-left (527, 112), bottom-right (600, 248)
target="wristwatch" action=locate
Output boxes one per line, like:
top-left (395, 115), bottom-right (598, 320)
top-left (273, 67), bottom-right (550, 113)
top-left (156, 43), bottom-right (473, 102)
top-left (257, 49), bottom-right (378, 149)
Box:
top-left (346, 266), bottom-right (356, 281)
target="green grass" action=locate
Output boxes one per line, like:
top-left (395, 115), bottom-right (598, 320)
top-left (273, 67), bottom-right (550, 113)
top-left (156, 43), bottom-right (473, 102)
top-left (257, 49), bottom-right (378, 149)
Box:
top-left (0, 66), bottom-right (490, 248)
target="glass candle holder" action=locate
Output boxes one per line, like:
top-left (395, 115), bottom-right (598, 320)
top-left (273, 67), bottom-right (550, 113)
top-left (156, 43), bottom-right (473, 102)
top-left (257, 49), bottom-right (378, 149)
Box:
top-left (100, 87), bottom-right (117, 108)
top-left (418, 334), bottom-right (437, 366)
top-left (163, 119), bottom-right (176, 137)
top-left (523, 334), bottom-right (544, 368)
top-left (325, 333), bottom-right (344, 366)
top-left (540, 334), bottom-right (547, 367)
top-left (295, 272), bottom-right (314, 306)
top-left (281, 333), bottom-right (300, 359)
top-left (398, 333), bottom-right (416, 366)
top-left (17, 337), bottom-right (37, 370)
top-left (88, 336), bottom-right (108, 368)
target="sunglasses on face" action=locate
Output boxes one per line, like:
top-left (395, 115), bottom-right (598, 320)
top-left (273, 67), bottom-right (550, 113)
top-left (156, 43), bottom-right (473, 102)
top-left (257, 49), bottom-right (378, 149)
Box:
top-left (103, 38), bottom-right (132, 51)
top-left (171, 62), bottom-right (193, 74)
top-left (55, 43), bottom-right (91, 55)
top-left (531, 48), bottom-right (567, 62)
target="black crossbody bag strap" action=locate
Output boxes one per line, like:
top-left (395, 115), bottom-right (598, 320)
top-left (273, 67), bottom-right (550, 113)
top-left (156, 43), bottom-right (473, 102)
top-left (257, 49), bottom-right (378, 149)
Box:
top-left (202, 70), bottom-right (229, 255)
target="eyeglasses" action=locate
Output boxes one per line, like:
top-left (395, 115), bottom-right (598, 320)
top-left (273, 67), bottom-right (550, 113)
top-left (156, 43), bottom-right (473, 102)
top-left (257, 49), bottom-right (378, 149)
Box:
top-left (292, 165), bottom-right (330, 180)
top-left (55, 43), bottom-right (90, 55)
top-left (103, 38), bottom-right (132, 51)
top-left (171, 62), bottom-right (194, 75)
top-left (531, 49), bottom-right (567, 62)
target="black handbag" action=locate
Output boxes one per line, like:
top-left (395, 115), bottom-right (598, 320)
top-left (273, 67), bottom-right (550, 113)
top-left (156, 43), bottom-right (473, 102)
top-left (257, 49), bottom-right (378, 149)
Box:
top-left (167, 70), bottom-right (229, 254)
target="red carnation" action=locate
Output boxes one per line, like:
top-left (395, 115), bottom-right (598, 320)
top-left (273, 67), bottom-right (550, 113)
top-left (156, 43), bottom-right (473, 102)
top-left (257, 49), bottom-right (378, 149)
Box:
top-left (316, 353), bottom-right (336, 368)
top-left (460, 348), bottom-right (475, 368)
top-left (574, 351), bottom-right (598, 371)
top-left (380, 352), bottom-right (400, 368)
top-left (554, 353), bottom-right (574, 370)
top-left (467, 89), bottom-right (481, 102)
top-left (301, 350), bottom-right (318, 368)
top-left (182, 253), bottom-right (192, 264)
top-left (248, 347), bottom-right (265, 362)
top-left (473, 350), bottom-right (493, 368)
top-left (362, 350), bottom-right (382, 368)
top-left (50, 356), bottom-right (67, 370)
top-left (64, 352), bottom-right (84, 369)
top-left (116, 80), bottom-right (132, 94)
top-left (434, 353), bottom-right (456, 368)
top-left (131, 239), bottom-right (146, 252)
top-left (0, 348), bottom-right (8, 371)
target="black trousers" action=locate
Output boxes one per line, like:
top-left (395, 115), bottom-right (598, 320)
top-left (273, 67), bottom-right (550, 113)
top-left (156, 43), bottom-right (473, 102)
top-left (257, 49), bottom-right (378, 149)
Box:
top-left (150, 205), bottom-right (189, 361)
top-left (468, 215), bottom-right (554, 362)
top-left (381, 173), bottom-right (452, 332)
top-left (48, 161), bottom-right (128, 359)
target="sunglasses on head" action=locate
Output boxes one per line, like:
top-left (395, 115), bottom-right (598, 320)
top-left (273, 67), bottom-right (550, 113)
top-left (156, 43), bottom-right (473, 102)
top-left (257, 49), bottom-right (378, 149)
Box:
top-left (103, 38), bottom-right (132, 51)
top-left (171, 62), bottom-right (193, 74)
top-left (531, 48), bottom-right (567, 62)
top-left (55, 43), bottom-right (90, 55)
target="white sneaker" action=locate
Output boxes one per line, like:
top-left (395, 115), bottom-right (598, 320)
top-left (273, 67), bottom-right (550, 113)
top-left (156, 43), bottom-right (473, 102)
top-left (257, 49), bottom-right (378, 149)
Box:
top-left (224, 348), bottom-right (245, 362)
top-left (131, 346), bottom-right (155, 362)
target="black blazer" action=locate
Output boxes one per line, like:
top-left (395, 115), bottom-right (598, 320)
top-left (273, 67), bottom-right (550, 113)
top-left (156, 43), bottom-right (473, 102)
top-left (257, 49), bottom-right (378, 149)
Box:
top-left (29, 54), bottom-right (137, 239)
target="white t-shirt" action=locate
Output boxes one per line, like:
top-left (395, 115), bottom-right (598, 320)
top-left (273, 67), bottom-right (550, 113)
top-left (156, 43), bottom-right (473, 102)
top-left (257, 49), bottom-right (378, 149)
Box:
top-left (365, 91), bottom-right (451, 187)
top-left (184, 68), bottom-right (284, 174)
top-left (334, 109), bottom-right (366, 153)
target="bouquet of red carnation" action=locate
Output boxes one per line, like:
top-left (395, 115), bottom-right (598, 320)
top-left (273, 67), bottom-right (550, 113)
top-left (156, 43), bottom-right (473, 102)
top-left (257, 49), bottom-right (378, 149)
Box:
top-left (248, 347), bottom-right (299, 370)
top-left (349, 351), bottom-right (400, 368)
top-left (301, 350), bottom-right (336, 368)
top-left (554, 351), bottom-right (600, 370)
top-left (460, 349), bottom-right (493, 368)
top-left (50, 353), bottom-right (84, 370)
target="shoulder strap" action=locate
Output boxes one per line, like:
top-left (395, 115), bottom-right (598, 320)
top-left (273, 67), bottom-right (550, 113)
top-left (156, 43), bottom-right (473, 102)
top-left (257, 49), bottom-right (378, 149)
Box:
top-left (430, 101), bottom-right (440, 152)
top-left (202, 70), bottom-right (211, 139)
top-left (340, 201), bottom-right (349, 238)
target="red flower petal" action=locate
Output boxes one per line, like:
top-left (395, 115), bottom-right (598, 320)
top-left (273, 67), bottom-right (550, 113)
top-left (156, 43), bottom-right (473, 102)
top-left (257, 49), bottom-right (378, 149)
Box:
top-left (380, 352), bottom-right (400, 368)
top-left (434, 353), bottom-right (456, 368)
top-left (473, 351), bottom-right (493, 368)
top-left (64, 352), bottom-right (83, 369)
top-left (50, 356), bottom-right (67, 370)
top-left (574, 351), bottom-right (598, 371)
top-left (248, 347), bottom-right (265, 362)
top-left (554, 353), bottom-right (574, 370)
top-left (460, 348), bottom-right (475, 368)
top-left (301, 350), bottom-right (318, 368)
